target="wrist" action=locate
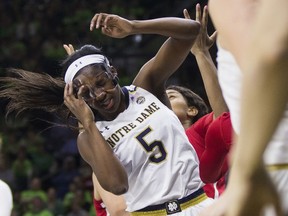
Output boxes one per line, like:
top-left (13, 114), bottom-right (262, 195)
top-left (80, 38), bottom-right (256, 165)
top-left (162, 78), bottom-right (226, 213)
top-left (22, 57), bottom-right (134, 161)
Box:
top-left (82, 120), bottom-right (96, 132)
top-left (126, 20), bottom-right (135, 35)
top-left (192, 49), bottom-right (210, 57)
top-left (229, 149), bottom-right (265, 183)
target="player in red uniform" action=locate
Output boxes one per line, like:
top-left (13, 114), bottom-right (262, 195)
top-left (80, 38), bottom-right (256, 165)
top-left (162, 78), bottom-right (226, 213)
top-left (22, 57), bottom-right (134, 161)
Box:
top-left (166, 87), bottom-right (232, 199)
top-left (166, 4), bottom-right (233, 198)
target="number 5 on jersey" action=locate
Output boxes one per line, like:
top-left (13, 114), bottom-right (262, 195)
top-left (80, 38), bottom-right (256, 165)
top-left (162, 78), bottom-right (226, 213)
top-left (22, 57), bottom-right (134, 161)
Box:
top-left (136, 127), bottom-right (167, 163)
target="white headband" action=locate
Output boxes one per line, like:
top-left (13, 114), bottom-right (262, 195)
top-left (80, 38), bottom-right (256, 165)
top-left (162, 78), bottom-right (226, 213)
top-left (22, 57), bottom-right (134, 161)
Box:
top-left (64, 54), bottom-right (110, 83)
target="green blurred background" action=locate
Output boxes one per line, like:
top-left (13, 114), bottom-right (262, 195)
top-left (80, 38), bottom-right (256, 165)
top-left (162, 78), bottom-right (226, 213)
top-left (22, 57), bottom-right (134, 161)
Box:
top-left (0, 1), bottom-right (217, 215)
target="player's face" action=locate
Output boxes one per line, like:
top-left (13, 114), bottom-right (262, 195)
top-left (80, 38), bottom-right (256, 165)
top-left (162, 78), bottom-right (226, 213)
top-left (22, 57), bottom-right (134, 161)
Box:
top-left (166, 89), bottom-right (190, 126)
top-left (73, 65), bottom-right (125, 118)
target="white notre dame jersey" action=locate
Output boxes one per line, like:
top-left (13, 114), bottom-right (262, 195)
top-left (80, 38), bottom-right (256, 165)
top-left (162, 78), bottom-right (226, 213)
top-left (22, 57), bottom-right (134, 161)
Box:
top-left (96, 85), bottom-right (203, 212)
top-left (217, 43), bottom-right (288, 165)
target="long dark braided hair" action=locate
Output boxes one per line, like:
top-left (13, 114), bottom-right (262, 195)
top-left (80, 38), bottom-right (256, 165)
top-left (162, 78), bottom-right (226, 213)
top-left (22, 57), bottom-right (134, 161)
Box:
top-left (0, 45), bottom-right (107, 126)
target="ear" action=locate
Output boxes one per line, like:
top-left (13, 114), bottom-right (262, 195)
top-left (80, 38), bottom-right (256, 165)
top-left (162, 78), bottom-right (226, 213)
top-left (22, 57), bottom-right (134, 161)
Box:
top-left (109, 66), bottom-right (119, 85)
top-left (187, 106), bottom-right (198, 117)
top-left (110, 66), bottom-right (118, 77)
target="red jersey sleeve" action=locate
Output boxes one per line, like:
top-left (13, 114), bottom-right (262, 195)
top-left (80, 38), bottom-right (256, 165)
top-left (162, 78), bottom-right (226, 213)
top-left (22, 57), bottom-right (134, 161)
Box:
top-left (93, 198), bottom-right (107, 216)
top-left (185, 112), bottom-right (214, 158)
top-left (200, 112), bottom-right (232, 183)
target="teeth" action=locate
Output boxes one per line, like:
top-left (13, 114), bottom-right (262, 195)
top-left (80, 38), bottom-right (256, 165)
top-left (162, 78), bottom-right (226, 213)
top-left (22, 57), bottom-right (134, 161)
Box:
top-left (102, 98), bottom-right (110, 106)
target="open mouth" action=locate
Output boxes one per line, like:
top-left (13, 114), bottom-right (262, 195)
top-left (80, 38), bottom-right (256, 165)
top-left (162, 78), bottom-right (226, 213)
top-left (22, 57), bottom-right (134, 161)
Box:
top-left (101, 98), bottom-right (113, 110)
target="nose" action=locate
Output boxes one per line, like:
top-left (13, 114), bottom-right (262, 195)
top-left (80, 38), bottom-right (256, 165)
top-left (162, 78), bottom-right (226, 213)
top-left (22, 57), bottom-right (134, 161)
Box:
top-left (91, 86), bottom-right (106, 101)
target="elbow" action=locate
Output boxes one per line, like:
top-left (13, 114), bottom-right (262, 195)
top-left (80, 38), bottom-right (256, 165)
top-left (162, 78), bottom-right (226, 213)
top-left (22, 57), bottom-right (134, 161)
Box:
top-left (187, 20), bottom-right (200, 40)
top-left (194, 21), bottom-right (201, 34)
top-left (101, 175), bottom-right (129, 195)
top-left (199, 163), bottom-right (221, 183)
top-left (105, 183), bottom-right (129, 196)
top-left (200, 171), bottom-right (219, 184)
top-left (199, 161), bottom-right (229, 183)
top-left (177, 20), bottom-right (200, 40)
top-left (111, 181), bottom-right (129, 195)
top-left (111, 170), bottom-right (129, 195)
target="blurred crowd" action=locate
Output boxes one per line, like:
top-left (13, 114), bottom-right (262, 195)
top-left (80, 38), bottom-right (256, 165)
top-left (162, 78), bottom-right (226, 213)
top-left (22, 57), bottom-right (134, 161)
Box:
top-left (0, 0), bottom-right (209, 215)
top-left (0, 120), bottom-right (95, 216)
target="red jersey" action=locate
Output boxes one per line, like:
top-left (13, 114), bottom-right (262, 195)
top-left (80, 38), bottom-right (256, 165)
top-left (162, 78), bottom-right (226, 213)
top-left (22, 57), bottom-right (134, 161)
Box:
top-left (93, 198), bottom-right (107, 216)
top-left (185, 112), bottom-right (232, 198)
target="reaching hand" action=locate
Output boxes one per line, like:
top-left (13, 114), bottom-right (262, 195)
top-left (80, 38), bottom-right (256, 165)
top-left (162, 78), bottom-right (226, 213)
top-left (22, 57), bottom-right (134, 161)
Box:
top-left (90, 13), bottom-right (132, 38)
top-left (63, 44), bottom-right (75, 56)
top-left (184, 4), bottom-right (217, 55)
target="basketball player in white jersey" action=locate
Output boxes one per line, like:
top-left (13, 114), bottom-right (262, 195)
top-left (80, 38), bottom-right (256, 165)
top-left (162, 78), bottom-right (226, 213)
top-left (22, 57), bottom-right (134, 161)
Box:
top-left (199, 0), bottom-right (288, 215)
top-left (0, 12), bottom-right (214, 215)
top-left (0, 138), bottom-right (13, 216)
top-left (61, 5), bottom-right (225, 215)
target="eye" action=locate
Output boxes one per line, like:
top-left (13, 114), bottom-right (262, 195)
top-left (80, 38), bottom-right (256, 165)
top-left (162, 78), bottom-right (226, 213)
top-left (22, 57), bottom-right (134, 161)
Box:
top-left (95, 76), bottom-right (109, 87)
top-left (89, 91), bottom-right (95, 99)
top-left (73, 80), bottom-right (82, 94)
top-left (95, 80), bottom-right (106, 88)
top-left (73, 85), bottom-right (79, 96)
top-left (78, 86), bottom-right (92, 101)
top-left (82, 90), bottom-right (91, 100)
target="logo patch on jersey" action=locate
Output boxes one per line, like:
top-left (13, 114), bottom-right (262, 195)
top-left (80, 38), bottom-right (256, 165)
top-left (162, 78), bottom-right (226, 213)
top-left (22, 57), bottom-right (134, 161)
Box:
top-left (136, 96), bottom-right (145, 104)
top-left (165, 200), bottom-right (181, 214)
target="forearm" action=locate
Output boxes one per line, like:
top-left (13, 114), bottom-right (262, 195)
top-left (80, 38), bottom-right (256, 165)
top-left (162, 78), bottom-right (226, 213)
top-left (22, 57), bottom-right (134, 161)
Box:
top-left (200, 149), bottom-right (228, 183)
top-left (231, 60), bottom-right (288, 179)
top-left (132, 19), bottom-right (200, 94)
top-left (200, 112), bottom-right (232, 182)
top-left (130, 18), bottom-right (200, 40)
top-left (195, 50), bottom-right (228, 117)
top-left (93, 173), bottom-right (128, 216)
top-left (78, 123), bottom-right (128, 195)
top-left (230, 0), bottom-right (288, 179)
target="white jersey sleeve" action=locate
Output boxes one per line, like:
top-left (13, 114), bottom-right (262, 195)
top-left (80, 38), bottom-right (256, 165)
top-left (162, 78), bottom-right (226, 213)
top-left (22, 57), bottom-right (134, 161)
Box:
top-left (217, 43), bottom-right (288, 165)
top-left (0, 179), bottom-right (13, 216)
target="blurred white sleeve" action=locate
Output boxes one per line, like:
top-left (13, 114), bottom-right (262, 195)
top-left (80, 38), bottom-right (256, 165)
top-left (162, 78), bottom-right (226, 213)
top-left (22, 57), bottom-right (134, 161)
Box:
top-left (0, 179), bottom-right (13, 216)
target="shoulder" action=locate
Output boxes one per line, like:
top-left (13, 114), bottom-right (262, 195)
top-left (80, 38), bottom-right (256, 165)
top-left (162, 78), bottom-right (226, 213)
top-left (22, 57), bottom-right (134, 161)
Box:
top-left (207, 112), bottom-right (233, 147)
top-left (0, 180), bottom-right (12, 195)
top-left (0, 180), bottom-right (13, 212)
top-left (190, 112), bottom-right (214, 132)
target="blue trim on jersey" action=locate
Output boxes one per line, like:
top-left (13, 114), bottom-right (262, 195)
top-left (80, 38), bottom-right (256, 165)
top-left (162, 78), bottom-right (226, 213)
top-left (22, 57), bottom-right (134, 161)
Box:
top-left (135, 188), bottom-right (204, 212)
top-left (122, 86), bottom-right (130, 109)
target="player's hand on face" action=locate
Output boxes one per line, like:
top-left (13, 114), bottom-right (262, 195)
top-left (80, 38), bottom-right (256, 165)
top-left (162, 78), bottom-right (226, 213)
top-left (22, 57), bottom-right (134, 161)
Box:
top-left (184, 3), bottom-right (217, 55)
top-left (64, 82), bottom-right (95, 129)
top-left (63, 44), bottom-right (75, 56)
top-left (90, 13), bottom-right (132, 38)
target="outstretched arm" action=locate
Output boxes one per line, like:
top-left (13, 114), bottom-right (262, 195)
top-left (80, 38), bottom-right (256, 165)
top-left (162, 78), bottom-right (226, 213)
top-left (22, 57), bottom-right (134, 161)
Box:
top-left (202, 0), bottom-right (288, 215)
top-left (183, 4), bottom-right (231, 183)
top-left (132, 18), bottom-right (200, 99)
top-left (235, 0), bottom-right (288, 170)
top-left (90, 12), bottom-right (200, 102)
top-left (185, 4), bottom-right (228, 118)
top-left (227, 0), bottom-right (288, 214)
